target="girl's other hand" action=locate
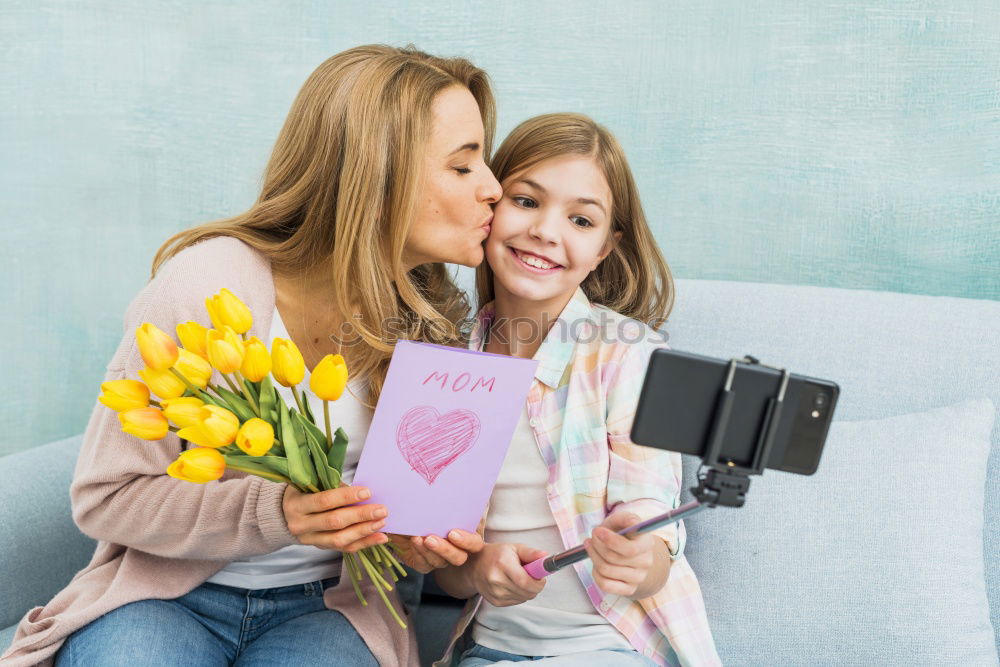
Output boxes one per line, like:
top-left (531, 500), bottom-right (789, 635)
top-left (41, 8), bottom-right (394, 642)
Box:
top-left (469, 542), bottom-right (547, 607)
top-left (387, 529), bottom-right (484, 573)
top-left (585, 511), bottom-right (668, 598)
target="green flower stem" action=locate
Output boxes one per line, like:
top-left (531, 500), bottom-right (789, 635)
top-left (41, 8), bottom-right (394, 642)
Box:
top-left (150, 399), bottom-right (162, 408)
top-left (345, 554), bottom-right (367, 606)
top-left (360, 550), bottom-right (391, 590)
top-left (358, 551), bottom-right (406, 629)
top-left (234, 370), bottom-right (261, 417)
top-left (323, 400), bottom-right (333, 453)
top-left (290, 385), bottom-right (306, 415)
top-left (222, 373), bottom-right (243, 396)
top-left (168, 425), bottom-right (179, 433)
top-left (223, 463), bottom-right (292, 485)
top-left (382, 544), bottom-right (407, 579)
top-left (305, 483), bottom-right (320, 493)
top-left (169, 368), bottom-right (213, 402)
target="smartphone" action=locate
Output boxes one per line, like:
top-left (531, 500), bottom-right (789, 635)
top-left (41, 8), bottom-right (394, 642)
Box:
top-left (630, 349), bottom-right (839, 475)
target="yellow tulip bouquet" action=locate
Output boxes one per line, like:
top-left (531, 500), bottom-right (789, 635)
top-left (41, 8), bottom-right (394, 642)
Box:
top-left (99, 288), bottom-right (408, 627)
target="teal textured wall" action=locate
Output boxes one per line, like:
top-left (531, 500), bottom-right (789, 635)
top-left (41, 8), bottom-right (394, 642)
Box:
top-left (2, 1), bottom-right (998, 456)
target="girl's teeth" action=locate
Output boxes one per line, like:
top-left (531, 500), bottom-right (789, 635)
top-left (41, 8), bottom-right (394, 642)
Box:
top-left (516, 250), bottom-right (555, 269)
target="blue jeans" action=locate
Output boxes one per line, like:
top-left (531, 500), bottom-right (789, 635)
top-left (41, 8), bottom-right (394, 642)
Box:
top-left (54, 577), bottom-right (377, 666)
top-left (457, 642), bottom-right (658, 666)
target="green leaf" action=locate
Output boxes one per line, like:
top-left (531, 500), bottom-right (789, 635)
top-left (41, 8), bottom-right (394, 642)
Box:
top-left (298, 415), bottom-right (330, 455)
top-left (213, 386), bottom-right (255, 422)
top-left (302, 422), bottom-right (335, 490)
top-left (194, 392), bottom-right (226, 409)
top-left (301, 391), bottom-right (315, 422)
top-left (289, 408), bottom-right (318, 489)
top-left (258, 376), bottom-right (275, 420)
top-left (279, 400), bottom-right (313, 490)
top-left (328, 427), bottom-right (349, 473)
top-left (242, 378), bottom-right (260, 404)
top-left (224, 454), bottom-right (290, 478)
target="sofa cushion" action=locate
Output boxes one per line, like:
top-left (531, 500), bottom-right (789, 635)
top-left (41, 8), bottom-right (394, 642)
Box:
top-left (681, 398), bottom-right (997, 665)
top-left (662, 278), bottom-right (1000, 642)
top-left (0, 435), bottom-right (95, 632)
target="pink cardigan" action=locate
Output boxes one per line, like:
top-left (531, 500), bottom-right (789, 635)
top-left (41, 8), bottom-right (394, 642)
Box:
top-left (0, 236), bottom-right (418, 667)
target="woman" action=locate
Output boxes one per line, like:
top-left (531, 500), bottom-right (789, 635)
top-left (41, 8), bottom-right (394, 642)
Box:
top-left (1, 44), bottom-right (502, 667)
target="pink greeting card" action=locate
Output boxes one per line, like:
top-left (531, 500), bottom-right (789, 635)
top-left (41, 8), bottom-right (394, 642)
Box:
top-left (352, 340), bottom-right (538, 536)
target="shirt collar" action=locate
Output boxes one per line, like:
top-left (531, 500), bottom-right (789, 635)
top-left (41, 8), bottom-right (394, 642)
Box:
top-left (469, 286), bottom-right (596, 389)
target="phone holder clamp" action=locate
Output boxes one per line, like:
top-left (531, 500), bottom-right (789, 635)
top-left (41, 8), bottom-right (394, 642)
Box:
top-left (693, 355), bottom-right (790, 508)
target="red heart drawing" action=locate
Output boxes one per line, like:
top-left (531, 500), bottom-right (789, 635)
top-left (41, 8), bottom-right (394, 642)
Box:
top-left (396, 406), bottom-right (481, 485)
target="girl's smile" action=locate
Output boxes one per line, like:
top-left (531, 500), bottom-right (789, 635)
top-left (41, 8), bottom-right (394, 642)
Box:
top-left (508, 246), bottom-right (564, 273)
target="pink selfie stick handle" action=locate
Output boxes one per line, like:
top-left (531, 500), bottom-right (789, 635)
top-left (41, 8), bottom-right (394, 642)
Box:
top-left (523, 557), bottom-right (552, 580)
top-left (522, 500), bottom-right (705, 580)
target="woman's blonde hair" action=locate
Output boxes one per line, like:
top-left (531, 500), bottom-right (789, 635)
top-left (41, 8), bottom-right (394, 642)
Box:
top-left (477, 112), bottom-right (673, 328)
top-left (152, 44), bottom-right (496, 403)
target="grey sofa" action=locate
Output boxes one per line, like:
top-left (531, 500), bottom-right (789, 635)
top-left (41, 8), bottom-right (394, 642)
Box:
top-left (3, 278), bottom-right (998, 665)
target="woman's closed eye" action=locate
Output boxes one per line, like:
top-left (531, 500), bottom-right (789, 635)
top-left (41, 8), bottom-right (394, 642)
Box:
top-left (453, 166), bottom-right (472, 175)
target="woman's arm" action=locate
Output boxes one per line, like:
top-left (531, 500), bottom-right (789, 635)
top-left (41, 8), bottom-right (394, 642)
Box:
top-left (71, 241), bottom-right (385, 561)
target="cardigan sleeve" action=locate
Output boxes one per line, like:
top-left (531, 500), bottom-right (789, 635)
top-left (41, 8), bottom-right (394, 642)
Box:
top-left (70, 238), bottom-right (298, 560)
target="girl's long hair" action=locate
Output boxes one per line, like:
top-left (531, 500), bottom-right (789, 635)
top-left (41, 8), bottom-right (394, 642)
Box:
top-left (477, 112), bottom-right (673, 328)
top-left (151, 44), bottom-right (496, 404)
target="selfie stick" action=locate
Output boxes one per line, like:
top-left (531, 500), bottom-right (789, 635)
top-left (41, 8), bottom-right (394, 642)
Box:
top-left (524, 355), bottom-right (789, 579)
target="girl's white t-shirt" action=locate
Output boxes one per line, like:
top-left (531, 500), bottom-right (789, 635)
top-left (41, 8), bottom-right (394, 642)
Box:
top-left (205, 306), bottom-right (371, 589)
top-left (470, 352), bottom-right (633, 656)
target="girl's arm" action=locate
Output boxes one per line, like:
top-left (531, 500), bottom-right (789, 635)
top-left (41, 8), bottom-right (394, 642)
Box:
top-left (604, 336), bottom-right (685, 558)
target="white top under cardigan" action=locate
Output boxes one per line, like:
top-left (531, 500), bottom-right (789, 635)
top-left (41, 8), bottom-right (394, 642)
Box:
top-left (206, 305), bottom-right (371, 589)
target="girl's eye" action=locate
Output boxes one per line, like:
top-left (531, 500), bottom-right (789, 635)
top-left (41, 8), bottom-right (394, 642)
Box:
top-left (572, 216), bottom-right (593, 228)
top-left (511, 195), bottom-right (537, 208)
top-left (453, 167), bottom-right (472, 175)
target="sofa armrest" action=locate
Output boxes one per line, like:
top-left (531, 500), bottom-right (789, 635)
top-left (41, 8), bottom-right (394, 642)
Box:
top-left (0, 435), bottom-right (95, 630)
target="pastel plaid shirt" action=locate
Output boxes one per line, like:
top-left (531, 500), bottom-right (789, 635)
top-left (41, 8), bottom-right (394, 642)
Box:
top-left (434, 287), bottom-right (720, 666)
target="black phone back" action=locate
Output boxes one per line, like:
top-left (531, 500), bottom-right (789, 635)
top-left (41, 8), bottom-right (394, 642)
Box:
top-left (630, 349), bottom-right (839, 475)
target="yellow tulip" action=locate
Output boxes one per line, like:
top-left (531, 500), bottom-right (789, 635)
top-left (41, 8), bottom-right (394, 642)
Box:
top-left (271, 337), bottom-right (305, 387)
top-left (176, 348), bottom-right (213, 389)
top-left (206, 326), bottom-right (244, 374)
top-left (310, 354), bottom-right (348, 401)
top-left (161, 396), bottom-right (205, 429)
top-left (176, 321), bottom-right (210, 359)
top-left (99, 379), bottom-right (150, 412)
top-left (206, 288), bottom-right (253, 334)
top-left (139, 366), bottom-right (187, 399)
top-left (118, 407), bottom-right (169, 440)
top-left (135, 323), bottom-right (178, 371)
top-left (176, 404), bottom-right (239, 448)
top-left (241, 337), bottom-right (272, 382)
top-left (236, 418), bottom-right (275, 456)
top-left (204, 296), bottom-right (225, 331)
top-left (166, 447), bottom-right (226, 484)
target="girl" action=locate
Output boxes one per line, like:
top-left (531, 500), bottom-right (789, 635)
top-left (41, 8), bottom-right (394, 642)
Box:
top-left (433, 113), bottom-right (720, 666)
top-left (3, 45), bottom-right (495, 667)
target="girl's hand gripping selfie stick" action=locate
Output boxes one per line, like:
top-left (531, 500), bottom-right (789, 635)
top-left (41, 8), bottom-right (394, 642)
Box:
top-left (524, 355), bottom-right (793, 579)
top-left (522, 501), bottom-right (708, 579)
